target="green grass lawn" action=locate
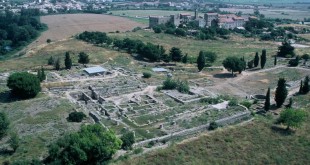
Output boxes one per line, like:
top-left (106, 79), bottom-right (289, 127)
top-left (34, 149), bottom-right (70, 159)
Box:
top-left (114, 93), bottom-right (310, 165)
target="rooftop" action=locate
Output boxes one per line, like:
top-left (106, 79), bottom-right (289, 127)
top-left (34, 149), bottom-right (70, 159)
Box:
top-left (83, 66), bottom-right (107, 74)
top-left (152, 67), bottom-right (168, 72)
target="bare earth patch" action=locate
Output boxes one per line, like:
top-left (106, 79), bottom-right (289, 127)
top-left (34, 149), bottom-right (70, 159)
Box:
top-left (24, 14), bottom-right (145, 53)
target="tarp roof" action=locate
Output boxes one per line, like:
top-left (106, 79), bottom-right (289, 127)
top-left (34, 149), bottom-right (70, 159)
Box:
top-left (83, 66), bottom-right (107, 74)
top-left (152, 68), bottom-right (168, 72)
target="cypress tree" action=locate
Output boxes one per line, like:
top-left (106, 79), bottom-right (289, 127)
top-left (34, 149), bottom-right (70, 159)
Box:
top-left (64, 52), bottom-right (72, 70)
top-left (55, 58), bottom-right (60, 71)
top-left (48, 56), bottom-right (54, 65)
top-left (264, 87), bottom-right (270, 111)
top-left (302, 76), bottom-right (309, 94)
top-left (37, 69), bottom-right (41, 81)
top-left (261, 49), bottom-right (267, 69)
top-left (274, 56), bottom-right (277, 66)
top-left (299, 80), bottom-right (303, 94)
top-left (254, 52), bottom-right (259, 67)
top-left (197, 51), bottom-right (206, 72)
top-left (41, 67), bottom-right (46, 82)
top-left (275, 78), bottom-right (288, 108)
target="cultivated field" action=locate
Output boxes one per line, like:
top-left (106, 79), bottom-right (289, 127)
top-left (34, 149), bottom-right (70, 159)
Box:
top-left (220, 8), bottom-right (310, 20)
top-left (23, 14), bottom-right (145, 53)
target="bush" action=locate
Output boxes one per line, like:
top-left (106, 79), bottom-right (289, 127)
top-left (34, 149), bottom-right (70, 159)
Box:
top-left (240, 100), bottom-right (252, 109)
top-left (133, 148), bottom-right (143, 154)
top-left (7, 72), bottom-right (41, 99)
top-left (228, 98), bottom-right (238, 106)
top-left (209, 121), bottom-right (218, 130)
top-left (142, 72), bottom-right (152, 78)
top-left (0, 112), bottom-right (10, 140)
top-left (153, 26), bottom-right (162, 33)
top-left (162, 78), bottom-right (178, 90)
top-left (177, 80), bottom-right (189, 94)
top-left (46, 39), bottom-right (51, 43)
top-left (68, 112), bottom-right (86, 122)
top-left (120, 131), bottom-right (135, 150)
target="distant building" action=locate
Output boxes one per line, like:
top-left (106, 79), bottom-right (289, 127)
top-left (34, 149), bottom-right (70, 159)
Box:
top-left (83, 66), bottom-right (107, 76)
top-left (149, 10), bottom-right (249, 29)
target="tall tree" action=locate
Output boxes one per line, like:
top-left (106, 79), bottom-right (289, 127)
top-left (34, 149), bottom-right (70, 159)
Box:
top-left (264, 87), bottom-right (270, 111)
top-left (275, 78), bottom-right (288, 107)
top-left (64, 52), bottom-right (72, 70)
top-left (254, 52), bottom-right (259, 67)
top-left (169, 47), bottom-right (183, 62)
top-left (274, 56), bottom-right (277, 66)
top-left (261, 49), bottom-right (267, 69)
top-left (299, 80), bottom-right (303, 94)
top-left (78, 52), bottom-right (90, 65)
top-left (182, 53), bottom-right (188, 63)
top-left (197, 51), bottom-right (206, 72)
top-left (302, 76), bottom-right (309, 94)
top-left (48, 56), bottom-right (54, 65)
top-left (0, 112), bottom-right (10, 140)
top-left (54, 58), bottom-right (60, 71)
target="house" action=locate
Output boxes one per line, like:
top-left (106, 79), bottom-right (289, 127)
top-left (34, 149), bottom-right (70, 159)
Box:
top-left (83, 66), bottom-right (107, 76)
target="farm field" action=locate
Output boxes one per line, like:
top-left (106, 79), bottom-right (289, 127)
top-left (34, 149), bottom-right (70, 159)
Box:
top-left (219, 8), bottom-right (310, 20)
top-left (22, 14), bottom-right (145, 56)
top-left (113, 94), bottom-right (310, 165)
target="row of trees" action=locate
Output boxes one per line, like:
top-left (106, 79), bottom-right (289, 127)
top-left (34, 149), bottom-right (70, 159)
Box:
top-left (0, 9), bottom-right (46, 55)
top-left (152, 22), bottom-right (231, 40)
top-left (264, 76), bottom-right (309, 111)
top-left (48, 52), bottom-right (89, 70)
top-left (78, 31), bottom-right (218, 64)
top-left (247, 49), bottom-right (267, 69)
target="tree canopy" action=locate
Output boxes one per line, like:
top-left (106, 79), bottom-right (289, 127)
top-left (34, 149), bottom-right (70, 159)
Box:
top-left (170, 47), bottom-right (183, 62)
top-left (65, 52), bottom-right (72, 69)
top-left (0, 9), bottom-right (45, 55)
top-left (7, 72), bottom-right (41, 99)
top-left (78, 52), bottom-right (90, 64)
top-left (47, 124), bottom-right (122, 164)
top-left (222, 56), bottom-right (246, 75)
top-left (278, 108), bottom-right (307, 130)
top-left (277, 40), bottom-right (295, 58)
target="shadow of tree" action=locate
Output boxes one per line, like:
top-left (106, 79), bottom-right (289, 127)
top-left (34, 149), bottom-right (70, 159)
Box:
top-left (0, 148), bottom-right (14, 156)
top-left (271, 125), bottom-right (295, 136)
top-left (0, 90), bottom-right (18, 103)
top-left (213, 73), bottom-right (236, 79)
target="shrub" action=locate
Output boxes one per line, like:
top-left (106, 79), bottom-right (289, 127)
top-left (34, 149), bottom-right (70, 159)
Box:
top-left (7, 72), bottom-right (41, 99)
top-left (200, 97), bottom-right (221, 104)
top-left (120, 131), bottom-right (135, 150)
top-left (68, 112), bottom-right (86, 122)
top-left (0, 112), bottom-right (10, 140)
top-left (209, 121), bottom-right (218, 130)
top-left (162, 78), bottom-right (178, 90)
top-left (177, 80), bottom-right (189, 94)
top-left (142, 72), bottom-right (152, 78)
top-left (240, 100), bottom-right (252, 109)
top-left (46, 39), bottom-right (51, 43)
top-left (228, 98), bottom-right (238, 106)
top-left (133, 148), bottom-right (143, 154)
top-left (153, 26), bottom-right (162, 33)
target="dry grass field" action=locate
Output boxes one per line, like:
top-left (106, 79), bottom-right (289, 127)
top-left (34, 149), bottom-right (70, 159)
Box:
top-left (24, 14), bottom-right (145, 52)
